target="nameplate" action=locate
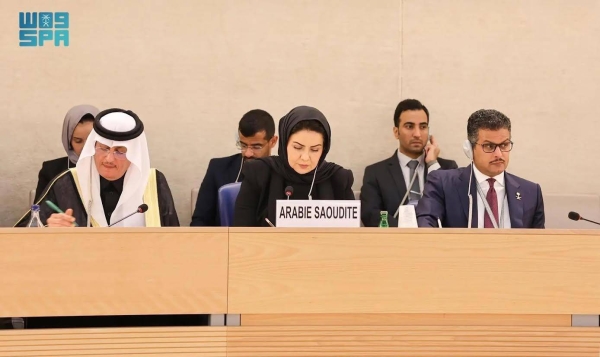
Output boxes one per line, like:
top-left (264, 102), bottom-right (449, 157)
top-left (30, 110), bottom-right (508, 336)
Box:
top-left (276, 200), bottom-right (361, 228)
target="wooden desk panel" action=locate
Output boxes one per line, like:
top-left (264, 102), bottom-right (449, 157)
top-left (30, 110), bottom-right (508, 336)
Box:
top-left (0, 228), bottom-right (228, 317)
top-left (0, 327), bottom-right (226, 356)
top-left (228, 228), bottom-right (600, 314)
top-left (240, 313), bottom-right (572, 326)
top-left (226, 325), bottom-right (600, 357)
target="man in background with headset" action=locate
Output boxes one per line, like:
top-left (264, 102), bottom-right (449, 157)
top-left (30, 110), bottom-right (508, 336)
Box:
top-left (416, 109), bottom-right (545, 228)
top-left (360, 99), bottom-right (458, 227)
top-left (191, 109), bottom-right (277, 226)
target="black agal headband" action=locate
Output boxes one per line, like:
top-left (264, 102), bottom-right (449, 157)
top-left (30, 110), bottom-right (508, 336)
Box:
top-left (93, 108), bottom-right (144, 141)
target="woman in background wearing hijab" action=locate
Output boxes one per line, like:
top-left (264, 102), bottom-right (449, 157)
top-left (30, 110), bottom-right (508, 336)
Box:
top-left (33, 105), bottom-right (99, 202)
top-left (233, 106), bottom-right (355, 227)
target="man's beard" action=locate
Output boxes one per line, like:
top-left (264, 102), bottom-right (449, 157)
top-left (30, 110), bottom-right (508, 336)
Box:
top-left (405, 144), bottom-right (424, 156)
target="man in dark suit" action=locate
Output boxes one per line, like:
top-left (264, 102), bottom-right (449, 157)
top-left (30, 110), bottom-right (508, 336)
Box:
top-left (191, 109), bottom-right (277, 226)
top-left (360, 99), bottom-right (458, 227)
top-left (416, 109), bottom-right (545, 228)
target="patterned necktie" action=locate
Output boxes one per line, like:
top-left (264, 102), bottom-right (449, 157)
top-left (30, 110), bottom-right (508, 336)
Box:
top-left (407, 160), bottom-right (420, 203)
top-left (483, 178), bottom-right (499, 228)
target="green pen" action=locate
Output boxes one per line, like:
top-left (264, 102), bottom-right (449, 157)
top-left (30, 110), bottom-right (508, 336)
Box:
top-left (45, 200), bottom-right (79, 227)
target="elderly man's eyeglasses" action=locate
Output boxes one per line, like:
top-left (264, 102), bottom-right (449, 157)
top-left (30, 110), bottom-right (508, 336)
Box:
top-left (236, 141), bottom-right (265, 152)
top-left (95, 145), bottom-right (128, 160)
top-left (475, 141), bottom-right (513, 153)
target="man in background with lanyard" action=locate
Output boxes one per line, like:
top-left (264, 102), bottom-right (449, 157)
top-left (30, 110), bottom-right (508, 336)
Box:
top-left (416, 109), bottom-right (545, 229)
top-left (360, 99), bottom-right (458, 227)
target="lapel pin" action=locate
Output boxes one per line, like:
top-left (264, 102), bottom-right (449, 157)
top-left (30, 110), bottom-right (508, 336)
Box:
top-left (516, 192), bottom-right (522, 200)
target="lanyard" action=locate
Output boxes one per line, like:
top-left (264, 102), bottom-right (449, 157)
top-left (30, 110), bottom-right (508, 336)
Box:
top-left (475, 180), bottom-right (506, 229)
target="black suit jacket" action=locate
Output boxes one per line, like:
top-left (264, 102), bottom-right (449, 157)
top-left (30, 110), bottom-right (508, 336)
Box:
top-left (233, 159), bottom-right (355, 227)
top-left (34, 156), bottom-right (74, 202)
top-left (190, 154), bottom-right (243, 226)
top-left (360, 151), bottom-right (458, 227)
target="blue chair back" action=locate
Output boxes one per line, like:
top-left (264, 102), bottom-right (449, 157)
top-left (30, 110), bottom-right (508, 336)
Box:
top-left (218, 182), bottom-right (242, 226)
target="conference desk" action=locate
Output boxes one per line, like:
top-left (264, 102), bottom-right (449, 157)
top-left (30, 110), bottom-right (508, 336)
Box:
top-left (2, 227), bottom-right (600, 356)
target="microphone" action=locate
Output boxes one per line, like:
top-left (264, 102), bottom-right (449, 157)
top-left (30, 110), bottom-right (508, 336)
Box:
top-left (284, 186), bottom-right (294, 200)
top-left (108, 204), bottom-right (149, 227)
top-left (568, 211), bottom-right (600, 226)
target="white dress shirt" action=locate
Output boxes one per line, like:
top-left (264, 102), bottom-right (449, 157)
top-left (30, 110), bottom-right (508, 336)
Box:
top-left (397, 150), bottom-right (441, 204)
top-left (472, 165), bottom-right (511, 228)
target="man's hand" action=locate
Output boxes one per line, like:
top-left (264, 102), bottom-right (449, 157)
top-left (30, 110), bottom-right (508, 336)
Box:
top-left (47, 208), bottom-right (76, 227)
top-left (424, 135), bottom-right (441, 164)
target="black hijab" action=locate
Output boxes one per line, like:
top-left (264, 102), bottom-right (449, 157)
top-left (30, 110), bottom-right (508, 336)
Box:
top-left (261, 106), bottom-right (341, 185)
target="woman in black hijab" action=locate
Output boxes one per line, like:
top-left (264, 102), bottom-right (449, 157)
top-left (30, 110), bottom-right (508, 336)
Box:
top-left (233, 106), bottom-right (355, 227)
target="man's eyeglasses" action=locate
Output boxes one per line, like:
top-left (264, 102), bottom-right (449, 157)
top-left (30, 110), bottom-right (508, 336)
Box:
top-left (95, 146), bottom-right (128, 160)
top-left (236, 141), bottom-right (265, 152)
top-left (475, 141), bottom-right (513, 153)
